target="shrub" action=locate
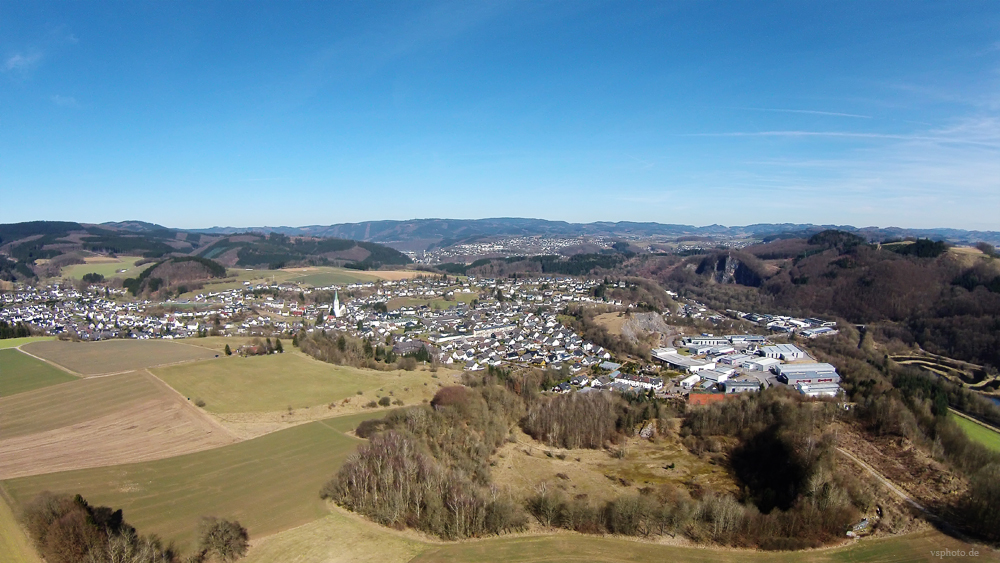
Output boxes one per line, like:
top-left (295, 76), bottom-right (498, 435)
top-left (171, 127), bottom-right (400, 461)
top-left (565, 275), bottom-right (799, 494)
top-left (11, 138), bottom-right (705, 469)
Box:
top-left (194, 398), bottom-right (207, 408)
top-left (378, 396), bottom-right (392, 407)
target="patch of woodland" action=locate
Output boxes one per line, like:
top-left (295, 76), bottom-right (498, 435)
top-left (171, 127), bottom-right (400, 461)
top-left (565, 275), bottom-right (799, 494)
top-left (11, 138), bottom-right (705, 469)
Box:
top-left (296, 329), bottom-right (422, 371)
top-left (20, 491), bottom-right (248, 563)
top-left (322, 385), bottom-right (528, 539)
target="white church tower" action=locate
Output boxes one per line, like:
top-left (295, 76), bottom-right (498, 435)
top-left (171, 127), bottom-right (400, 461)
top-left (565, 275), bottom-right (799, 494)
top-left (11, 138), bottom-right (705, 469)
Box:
top-left (333, 290), bottom-right (345, 318)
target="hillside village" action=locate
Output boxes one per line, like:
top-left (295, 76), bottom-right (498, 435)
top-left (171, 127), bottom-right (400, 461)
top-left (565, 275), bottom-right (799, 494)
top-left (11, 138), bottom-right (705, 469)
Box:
top-left (1, 273), bottom-right (843, 402)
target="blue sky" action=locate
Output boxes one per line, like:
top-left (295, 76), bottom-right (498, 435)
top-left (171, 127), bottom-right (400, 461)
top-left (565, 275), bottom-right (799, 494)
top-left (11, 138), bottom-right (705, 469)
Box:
top-left (2, 1), bottom-right (999, 230)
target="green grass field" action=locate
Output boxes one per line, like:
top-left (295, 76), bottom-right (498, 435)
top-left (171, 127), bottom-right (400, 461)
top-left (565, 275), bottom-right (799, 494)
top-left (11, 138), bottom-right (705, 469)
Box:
top-left (59, 256), bottom-right (153, 280)
top-left (21, 339), bottom-right (219, 375)
top-left (953, 414), bottom-right (1000, 453)
top-left (0, 371), bottom-right (162, 439)
top-left (153, 351), bottom-right (445, 412)
top-left (0, 349), bottom-right (77, 397)
top-left (2, 412), bottom-right (379, 553)
top-left (0, 336), bottom-right (56, 350)
top-left (0, 487), bottom-right (41, 563)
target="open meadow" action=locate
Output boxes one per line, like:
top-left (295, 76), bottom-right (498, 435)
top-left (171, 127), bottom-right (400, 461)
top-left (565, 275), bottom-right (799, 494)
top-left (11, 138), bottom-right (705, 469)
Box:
top-left (21, 338), bottom-right (219, 375)
top-left (0, 336), bottom-right (56, 350)
top-left (2, 412), bottom-right (379, 553)
top-left (491, 426), bottom-right (736, 505)
top-left (0, 371), bottom-right (236, 478)
top-left (154, 350), bottom-right (454, 413)
top-left (58, 255), bottom-right (155, 280)
top-left (0, 348), bottom-right (77, 397)
top-left (952, 413), bottom-right (1000, 453)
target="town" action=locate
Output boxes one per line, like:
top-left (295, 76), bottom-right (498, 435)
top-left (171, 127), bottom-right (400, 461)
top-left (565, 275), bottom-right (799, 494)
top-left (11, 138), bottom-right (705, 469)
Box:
top-left (2, 272), bottom-right (843, 403)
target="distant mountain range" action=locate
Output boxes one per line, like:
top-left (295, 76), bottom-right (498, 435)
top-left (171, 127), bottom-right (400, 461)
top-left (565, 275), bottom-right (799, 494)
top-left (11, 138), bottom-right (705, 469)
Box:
top-left (182, 218), bottom-right (1000, 250)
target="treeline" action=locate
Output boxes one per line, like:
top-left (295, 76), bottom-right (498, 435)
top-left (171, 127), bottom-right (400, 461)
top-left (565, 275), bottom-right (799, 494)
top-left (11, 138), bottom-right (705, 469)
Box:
top-left (323, 385), bottom-right (527, 538)
top-left (296, 329), bottom-right (420, 371)
top-left (20, 492), bottom-right (248, 563)
top-left (0, 320), bottom-right (32, 340)
top-left (526, 482), bottom-right (856, 550)
top-left (522, 390), bottom-right (675, 449)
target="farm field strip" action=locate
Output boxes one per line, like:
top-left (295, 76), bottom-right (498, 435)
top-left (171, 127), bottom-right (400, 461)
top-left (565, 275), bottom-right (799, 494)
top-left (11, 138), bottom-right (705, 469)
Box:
top-left (0, 486), bottom-right (42, 563)
top-left (0, 348), bottom-right (78, 397)
top-left (0, 371), bottom-right (161, 438)
top-left (21, 339), bottom-right (220, 375)
top-left (2, 412), bottom-right (382, 553)
top-left (951, 412), bottom-right (1000, 453)
top-left (408, 528), bottom-right (993, 563)
top-left (153, 351), bottom-right (451, 413)
top-left (0, 336), bottom-right (56, 350)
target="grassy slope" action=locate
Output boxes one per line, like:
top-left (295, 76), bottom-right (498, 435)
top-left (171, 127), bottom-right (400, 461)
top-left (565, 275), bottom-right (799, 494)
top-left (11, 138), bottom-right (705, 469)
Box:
top-left (59, 256), bottom-right (153, 280)
top-left (952, 415), bottom-right (1000, 453)
top-left (0, 372), bottom-right (160, 438)
top-left (0, 486), bottom-right (42, 563)
top-left (153, 351), bottom-right (449, 413)
top-left (21, 339), bottom-right (219, 375)
top-left (0, 349), bottom-right (77, 397)
top-left (410, 529), bottom-right (991, 563)
top-left (2, 412), bottom-right (379, 553)
top-left (244, 509), bottom-right (427, 563)
top-left (0, 337), bottom-right (56, 350)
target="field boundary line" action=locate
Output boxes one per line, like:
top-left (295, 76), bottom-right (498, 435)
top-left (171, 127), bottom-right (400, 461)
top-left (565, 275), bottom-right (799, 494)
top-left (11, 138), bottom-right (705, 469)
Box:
top-left (140, 369), bottom-right (241, 442)
top-left (12, 346), bottom-right (83, 377)
top-left (949, 408), bottom-right (1000, 434)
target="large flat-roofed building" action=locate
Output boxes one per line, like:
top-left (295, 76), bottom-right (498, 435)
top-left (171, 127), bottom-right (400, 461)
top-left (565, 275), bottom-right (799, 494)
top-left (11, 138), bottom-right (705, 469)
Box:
top-left (743, 357), bottom-right (782, 372)
top-left (777, 363), bottom-right (840, 384)
top-left (795, 382), bottom-right (842, 398)
top-left (683, 335), bottom-right (729, 346)
top-left (655, 352), bottom-right (717, 373)
top-left (723, 379), bottom-right (760, 394)
top-left (761, 343), bottom-right (805, 361)
top-left (699, 368), bottom-right (734, 383)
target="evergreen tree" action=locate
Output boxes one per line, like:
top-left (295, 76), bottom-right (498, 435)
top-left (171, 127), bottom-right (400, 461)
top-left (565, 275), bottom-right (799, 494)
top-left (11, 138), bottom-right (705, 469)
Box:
top-left (224, 344), bottom-right (232, 356)
top-left (275, 339), bottom-right (283, 353)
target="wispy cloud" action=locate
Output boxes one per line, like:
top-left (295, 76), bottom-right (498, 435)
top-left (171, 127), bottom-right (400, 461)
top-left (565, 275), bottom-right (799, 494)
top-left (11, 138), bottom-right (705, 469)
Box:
top-left (3, 25), bottom-right (78, 76)
top-left (3, 51), bottom-right (43, 72)
top-left (689, 127), bottom-right (1000, 149)
top-left (50, 94), bottom-right (78, 107)
top-left (734, 107), bottom-right (872, 119)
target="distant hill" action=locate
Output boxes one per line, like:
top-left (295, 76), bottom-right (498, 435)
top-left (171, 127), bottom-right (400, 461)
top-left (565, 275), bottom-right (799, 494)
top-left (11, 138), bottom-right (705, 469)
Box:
top-left (188, 218), bottom-right (1000, 250)
top-left (0, 221), bottom-right (410, 281)
top-left (656, 230), bottom-right (1000, 374)
top-left (194, 232), bottom-right (411, 269)
top-left (123, 256), bottom-right (228, 296)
